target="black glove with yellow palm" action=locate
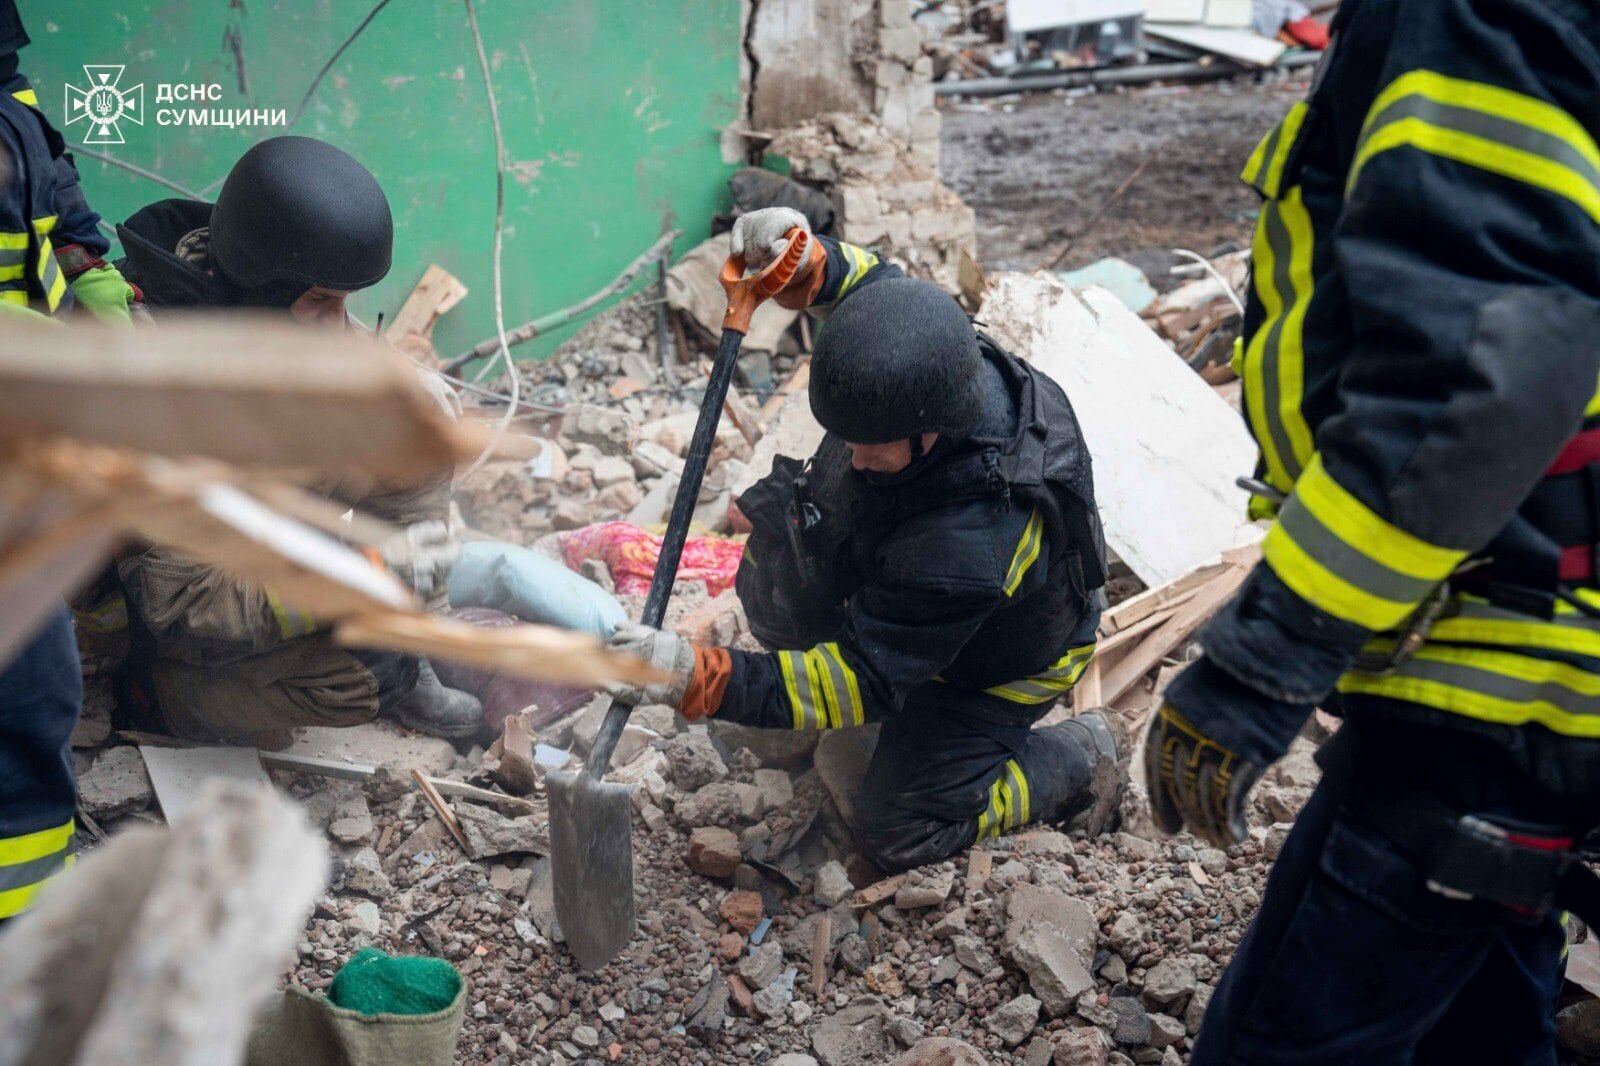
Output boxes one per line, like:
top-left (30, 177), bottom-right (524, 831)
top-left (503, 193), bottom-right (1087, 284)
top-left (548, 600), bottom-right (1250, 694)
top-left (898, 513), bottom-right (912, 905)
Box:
top-left (1144, 657), bottom-right (1314, 848)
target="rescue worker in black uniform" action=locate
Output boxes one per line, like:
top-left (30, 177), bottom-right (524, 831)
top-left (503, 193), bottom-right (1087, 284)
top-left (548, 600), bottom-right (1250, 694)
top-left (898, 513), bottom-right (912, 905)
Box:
top-left (1143, 0), bottom-right (1600, 1060)
top-left (96, 136), bottom-right (485, 744)
top-left (0, 0), bottom-right (136, 924)
top-left (601, 208), bottom-right (1126, 871)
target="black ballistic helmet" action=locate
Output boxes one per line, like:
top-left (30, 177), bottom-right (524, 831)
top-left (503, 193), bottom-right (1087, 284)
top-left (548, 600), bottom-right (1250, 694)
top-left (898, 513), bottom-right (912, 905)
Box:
top-left (810, 276), bottom-right (985, 444)
top-left (210, 136), bottom-right (393, 299)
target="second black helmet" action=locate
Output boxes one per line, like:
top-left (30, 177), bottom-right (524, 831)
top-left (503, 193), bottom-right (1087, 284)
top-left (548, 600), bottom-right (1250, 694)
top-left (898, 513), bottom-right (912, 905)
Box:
top-left (210, 136), bottom-right (393, 295)
top-left (810, 276), bottom-right (984, 444)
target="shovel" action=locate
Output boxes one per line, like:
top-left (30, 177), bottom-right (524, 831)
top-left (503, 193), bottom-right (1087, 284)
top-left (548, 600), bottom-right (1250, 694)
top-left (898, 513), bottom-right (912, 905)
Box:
top-left (548, 227), bottom-right (815, 970)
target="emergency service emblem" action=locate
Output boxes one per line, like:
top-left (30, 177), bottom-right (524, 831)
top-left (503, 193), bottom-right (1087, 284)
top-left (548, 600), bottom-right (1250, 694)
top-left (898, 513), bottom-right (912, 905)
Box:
top-left (64, 65), bottom-right (144, 146)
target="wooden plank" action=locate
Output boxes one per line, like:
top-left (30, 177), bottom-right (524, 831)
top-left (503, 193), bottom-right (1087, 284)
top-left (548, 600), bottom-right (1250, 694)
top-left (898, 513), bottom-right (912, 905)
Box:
top-left (384, 264), bottom-right (468, 362)
top-left (1071, 658), bottom-right (1104, 714)
top-left (0, 316), bottom-right (475, 476)
top-left (722, 388), bottom-right (765, 448)
top-left (134, 485), bottom-right (415, 622)
top-left (1097, 601), bottom-right (1187, 657)
top-left (965, 850), bottom-right (992, 904)
top-left (1099, 561), bottom-right (1251, 704)
top-left (1100, 560), bottom-right (1224, 634)
top-left (333, 611), bottom-right (662, 689)
top-left (0, 782), bottom-right (326, 1066)
top-left (411, 769), bottom-right (471, 854)
top-left (849, 873), bottom-right (908, 909)
top-left (810, 913), bottom-right (832, 999)
top-left (257, 749), bottom-right (537, 811)
top-left (762, 358), bottom-right (810, 419)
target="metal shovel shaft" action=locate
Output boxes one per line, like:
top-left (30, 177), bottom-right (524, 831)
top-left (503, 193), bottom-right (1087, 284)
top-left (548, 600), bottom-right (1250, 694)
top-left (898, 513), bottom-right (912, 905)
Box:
top-left (585, 325), bottom-right (746, 774)
top-left (549, 324), bottom-right (748, 971)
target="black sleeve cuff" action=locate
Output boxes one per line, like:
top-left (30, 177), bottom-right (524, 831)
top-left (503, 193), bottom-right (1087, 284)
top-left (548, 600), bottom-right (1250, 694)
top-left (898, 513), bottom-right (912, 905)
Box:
top-left (1198, 563), bottom-right (1371, 706)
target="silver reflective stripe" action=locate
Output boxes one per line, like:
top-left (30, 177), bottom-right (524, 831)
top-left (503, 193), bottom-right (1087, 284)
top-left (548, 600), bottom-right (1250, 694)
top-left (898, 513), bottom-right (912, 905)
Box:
top-left (1362, 94), bottom-right (1600, 194)
top-left (0, 846), bottom-right (70, 893)
top-left (815, 645), bottom-right (859, 728)
top-left (1254, 200), bottom-right (1305, 484)
top-left (782, 650), bottom-right (822, 730)
top-left (37, 246), bottom-right (59, 304)
top-left (1453, 599), bottom-right (1600, 633)
top-left (1005, 761), bottom-right (1029, 827)
top-left (1375, 654), bottom-right (1600, 717)
top-left (0, 248), bottom-right (24, 268)
top-left (1275, 492), bottom-right (1438, 604)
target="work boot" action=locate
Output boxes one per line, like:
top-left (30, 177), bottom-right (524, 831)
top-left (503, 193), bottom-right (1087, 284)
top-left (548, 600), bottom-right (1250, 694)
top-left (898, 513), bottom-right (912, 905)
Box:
top-left (390, 657), bottom-right (485, 741)
top-left (1057, 709), bottom-right (1130, 838)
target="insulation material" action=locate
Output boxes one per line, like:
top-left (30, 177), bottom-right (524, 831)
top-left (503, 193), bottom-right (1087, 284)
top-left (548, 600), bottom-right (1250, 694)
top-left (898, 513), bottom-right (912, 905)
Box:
top-left (981, 272), bottom-right (1261, 587)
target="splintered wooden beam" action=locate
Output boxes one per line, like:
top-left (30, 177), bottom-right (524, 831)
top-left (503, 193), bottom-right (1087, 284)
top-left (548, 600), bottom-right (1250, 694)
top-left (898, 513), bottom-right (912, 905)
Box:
top-left (0, 782), bottom-right (328, 1066)
top-left (1097, 550), bottom-right (1257, 705)
top-left (133, 483), bottom-right (415, 620)
top-left (334, 611), bottom-right (664, 690)
top-left (384, 264), bottom-right (469, 362)
top-left (0, 316), bottom-right (478, 476)
top-left (0, 443), bottom-right (658, 692)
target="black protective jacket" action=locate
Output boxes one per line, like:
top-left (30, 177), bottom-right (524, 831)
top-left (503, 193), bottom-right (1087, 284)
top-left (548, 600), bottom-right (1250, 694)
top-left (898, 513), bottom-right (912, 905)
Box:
top-left (114, 198), bottom-right (232, 309)
top-left (0, 73), bottom-right (106, 313)
top-left (724, 239), bottom-right (1105, 732)
top-left (1176, 0), bottom-right (1600, 797)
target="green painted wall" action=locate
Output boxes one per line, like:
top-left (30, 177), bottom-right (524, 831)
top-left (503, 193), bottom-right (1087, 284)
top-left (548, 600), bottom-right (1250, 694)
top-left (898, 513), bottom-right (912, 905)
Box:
top-left (21, 0), bottom-right (742, 363)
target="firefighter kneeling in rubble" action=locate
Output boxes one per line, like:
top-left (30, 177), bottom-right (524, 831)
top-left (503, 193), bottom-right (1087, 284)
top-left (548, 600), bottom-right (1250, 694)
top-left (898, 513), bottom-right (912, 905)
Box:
top-left (602, 208), bottom-right (1125, 871)
top-left (78, 136), bottom-right (485, 745)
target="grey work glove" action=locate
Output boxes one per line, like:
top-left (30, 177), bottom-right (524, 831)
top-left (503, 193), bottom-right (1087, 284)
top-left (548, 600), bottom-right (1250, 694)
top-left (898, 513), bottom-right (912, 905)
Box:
top-left (380, 520), bottom-right (461, 608)
top-left (601, 622), bottom-right (695, 709)
top-left (730, 207), bottom-right (810, 270)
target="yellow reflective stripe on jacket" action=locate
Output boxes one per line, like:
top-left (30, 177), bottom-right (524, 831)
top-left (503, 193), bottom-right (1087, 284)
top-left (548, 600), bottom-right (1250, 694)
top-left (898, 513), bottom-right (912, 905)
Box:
top-left (74, 592), bottom-right (129, 634)
top-left (778, 642), bottom-right (865, 730)
top-left (35, 238), bottom-right (63, 312)
top-left (0, 819), bottom-right (76, 919)
top-left (834, 242), bottom-right (879, 305)
top-left (1425, 592), bottom-right (1600, 660)
top-left (1339, 641), bottom-right (1600, 738)
top-left (265, 589), bottom-right (317, 640)
top-left (1348, 70), bottom-right (1600, 222)
top-left (1241, 185), bottom-right (1316, 493)
top-left (0, 230), bottom-right (24, 280)
top-left (1240, 101), bottom-right (1309, 198)
top-left (984, 642), bottom-right (1096, 705)
top-left (1263, 454), bottom-right (1466, 630)
top-left (1002, 509), bottom-right (1044, 597)
top-left (975, 759), bottom-right (1030, 841)
top-left (11, 87), bottom-right (38, 107)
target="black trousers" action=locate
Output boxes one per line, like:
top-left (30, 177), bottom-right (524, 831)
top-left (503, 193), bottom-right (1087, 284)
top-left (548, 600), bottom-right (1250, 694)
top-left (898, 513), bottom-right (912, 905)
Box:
top-left (853, 683), bottom-right (1093, 870)
top-left (0, 609), bottom-right (82, 921)
top-left (1192, 722), bottom-right (1586, 1065)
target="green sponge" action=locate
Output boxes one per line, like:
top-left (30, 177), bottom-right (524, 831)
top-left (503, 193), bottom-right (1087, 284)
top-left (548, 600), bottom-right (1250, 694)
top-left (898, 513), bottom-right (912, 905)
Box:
top-left (327, 949), bottom-right (462, 1017)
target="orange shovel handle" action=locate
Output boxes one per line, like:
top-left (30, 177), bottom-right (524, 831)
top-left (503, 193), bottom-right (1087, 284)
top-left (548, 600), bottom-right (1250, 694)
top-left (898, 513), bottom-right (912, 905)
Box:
top-left (719, 227), bottom-right (812, 334)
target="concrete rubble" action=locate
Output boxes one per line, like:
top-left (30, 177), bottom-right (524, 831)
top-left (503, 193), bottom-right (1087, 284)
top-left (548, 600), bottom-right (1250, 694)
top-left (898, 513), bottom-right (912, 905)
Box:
top-left (51, 16), bottom-right (1578, 1066)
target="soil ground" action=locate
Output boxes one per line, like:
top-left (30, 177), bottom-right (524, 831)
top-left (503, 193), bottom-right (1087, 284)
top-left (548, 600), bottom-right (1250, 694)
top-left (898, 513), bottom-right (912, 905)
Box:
top-left (939, 76), bottom-right (1310, 283)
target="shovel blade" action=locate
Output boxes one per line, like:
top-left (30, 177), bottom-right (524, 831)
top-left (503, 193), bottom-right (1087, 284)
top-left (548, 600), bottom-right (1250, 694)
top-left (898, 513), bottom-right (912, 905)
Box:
top-left (547, 769), bottom-right (636, 970)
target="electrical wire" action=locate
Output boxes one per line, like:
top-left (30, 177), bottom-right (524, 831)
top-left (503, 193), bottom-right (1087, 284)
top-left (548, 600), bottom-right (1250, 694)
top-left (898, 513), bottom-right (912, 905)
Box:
top-left (458, 0), bottom-right (521, 480)
top-left (1171, 248), bottom-right (1245, 317)
top-left (287, 0), bottom-right (398, 131)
